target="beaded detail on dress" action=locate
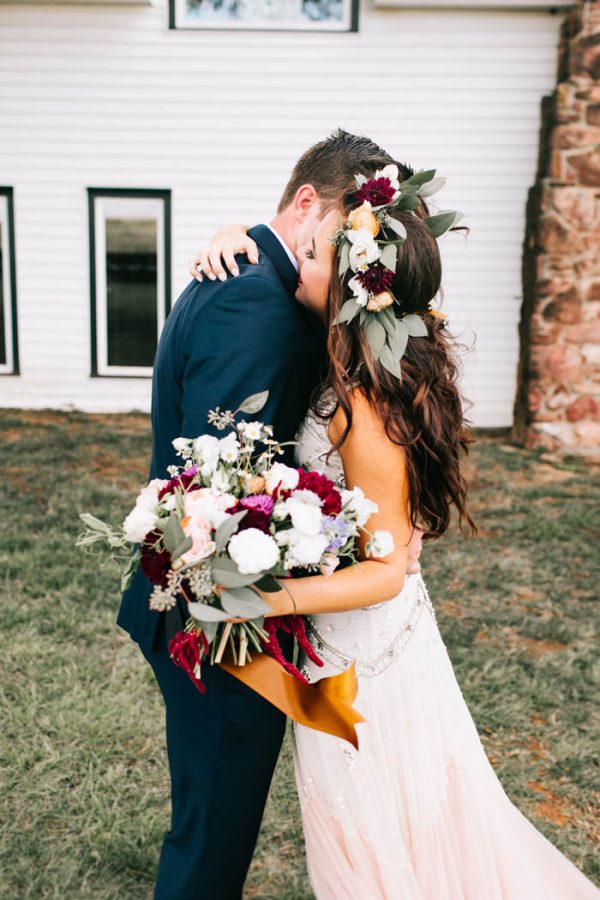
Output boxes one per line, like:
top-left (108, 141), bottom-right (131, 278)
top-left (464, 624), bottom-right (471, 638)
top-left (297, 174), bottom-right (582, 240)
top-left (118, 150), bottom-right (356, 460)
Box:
top-left (295, 406), bottom-right (435, 679)
top-left (305, 576), bottom-right (436, 677)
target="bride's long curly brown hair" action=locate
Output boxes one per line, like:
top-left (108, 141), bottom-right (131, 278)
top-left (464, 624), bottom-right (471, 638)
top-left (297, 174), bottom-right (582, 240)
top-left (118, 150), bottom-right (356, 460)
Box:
top-left (315, 161), bottom-right (476, 541)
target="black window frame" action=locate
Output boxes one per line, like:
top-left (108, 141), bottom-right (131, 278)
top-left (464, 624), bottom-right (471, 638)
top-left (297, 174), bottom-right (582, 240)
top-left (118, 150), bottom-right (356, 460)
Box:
top-left (0, 187), bottom-right (20, 376)
top-left (88, 187), bottom-right (171, 378)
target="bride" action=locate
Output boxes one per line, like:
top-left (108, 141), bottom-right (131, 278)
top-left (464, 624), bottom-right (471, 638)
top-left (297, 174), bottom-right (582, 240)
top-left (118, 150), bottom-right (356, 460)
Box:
top-left (192, 166), bottom-right (598, 899)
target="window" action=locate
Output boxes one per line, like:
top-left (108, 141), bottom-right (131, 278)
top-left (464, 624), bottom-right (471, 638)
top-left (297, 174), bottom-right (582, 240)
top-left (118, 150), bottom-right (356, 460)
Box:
top-left (170, 0), bottom-right (359, 31)
top-left (0, 188), bottom-right (18, 376)
top-left (89, 189), bottom-right (171, 377)
top-left (373, 0), bottom-right (571, 7)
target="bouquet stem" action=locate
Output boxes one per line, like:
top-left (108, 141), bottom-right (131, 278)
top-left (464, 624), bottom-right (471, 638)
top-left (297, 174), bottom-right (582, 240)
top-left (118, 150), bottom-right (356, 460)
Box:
top-left (214, 622), bottom-right (232, 664)
top-left (238, 629), bottom-right (248, 666)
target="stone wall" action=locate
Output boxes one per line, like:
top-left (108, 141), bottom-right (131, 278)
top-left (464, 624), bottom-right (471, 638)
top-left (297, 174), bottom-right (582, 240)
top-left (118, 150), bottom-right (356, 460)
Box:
top-left (513, 0), bottom-right (600, 453)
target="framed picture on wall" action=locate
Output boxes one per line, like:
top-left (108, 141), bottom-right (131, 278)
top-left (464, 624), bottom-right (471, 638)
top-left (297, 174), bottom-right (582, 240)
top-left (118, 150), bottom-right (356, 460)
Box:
top-left (170, 0), bottom-right (359, 32)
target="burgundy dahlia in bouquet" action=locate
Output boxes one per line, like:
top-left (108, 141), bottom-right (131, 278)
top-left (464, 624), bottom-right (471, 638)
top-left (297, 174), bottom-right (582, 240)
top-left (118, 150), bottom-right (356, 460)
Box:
top-left (77, 391), bottom-right (393, 692)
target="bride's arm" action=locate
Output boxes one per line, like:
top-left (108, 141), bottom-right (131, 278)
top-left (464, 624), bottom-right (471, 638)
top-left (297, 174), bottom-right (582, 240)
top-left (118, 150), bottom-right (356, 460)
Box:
top-left (188, 224), bottom-right (256, 282)
top-left (263, 390), bottom-right (413, 617)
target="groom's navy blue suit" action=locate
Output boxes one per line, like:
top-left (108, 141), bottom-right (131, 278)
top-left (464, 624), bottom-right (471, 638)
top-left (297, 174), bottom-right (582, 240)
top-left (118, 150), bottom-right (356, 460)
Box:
top-left (117, 225), bottom-right (325, 899)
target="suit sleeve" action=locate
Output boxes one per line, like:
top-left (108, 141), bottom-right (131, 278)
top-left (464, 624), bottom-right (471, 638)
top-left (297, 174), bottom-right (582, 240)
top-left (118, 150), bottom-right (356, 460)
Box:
top-left (180, 275), bottom-right (300, 440)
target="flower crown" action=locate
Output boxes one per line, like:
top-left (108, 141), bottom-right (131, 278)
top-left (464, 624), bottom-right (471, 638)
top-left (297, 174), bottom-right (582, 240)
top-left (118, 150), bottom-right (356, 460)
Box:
top-left (331, 164), bottom-right (462, 380)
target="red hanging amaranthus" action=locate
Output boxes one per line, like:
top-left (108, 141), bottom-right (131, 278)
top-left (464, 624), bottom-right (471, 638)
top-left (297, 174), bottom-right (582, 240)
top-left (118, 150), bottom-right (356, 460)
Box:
top-left (261, 615), bottom-right (324, 684)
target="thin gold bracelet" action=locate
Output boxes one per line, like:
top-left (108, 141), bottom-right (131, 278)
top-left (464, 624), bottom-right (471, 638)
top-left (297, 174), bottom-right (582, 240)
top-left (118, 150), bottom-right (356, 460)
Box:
top-left (275, 578), bottom-right (297, 617)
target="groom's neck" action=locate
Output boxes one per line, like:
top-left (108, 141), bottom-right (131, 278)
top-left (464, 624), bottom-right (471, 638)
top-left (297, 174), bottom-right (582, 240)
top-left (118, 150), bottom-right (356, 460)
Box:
top-left (269, 210), bottom-right (297, 255)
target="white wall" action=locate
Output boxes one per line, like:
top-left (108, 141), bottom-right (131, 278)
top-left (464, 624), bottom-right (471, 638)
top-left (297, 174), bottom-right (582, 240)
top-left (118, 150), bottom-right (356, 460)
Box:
top-left (0, 1), bottom-right (564, 425)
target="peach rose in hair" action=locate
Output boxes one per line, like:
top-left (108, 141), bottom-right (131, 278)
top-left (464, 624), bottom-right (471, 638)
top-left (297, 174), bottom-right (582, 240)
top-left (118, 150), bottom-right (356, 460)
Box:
top-left (366, 291), bottom-right (395, 313)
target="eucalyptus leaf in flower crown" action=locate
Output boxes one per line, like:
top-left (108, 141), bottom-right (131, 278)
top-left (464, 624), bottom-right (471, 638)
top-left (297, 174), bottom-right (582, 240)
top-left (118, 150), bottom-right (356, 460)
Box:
top-left (331, 165), bottom-right (461, 380)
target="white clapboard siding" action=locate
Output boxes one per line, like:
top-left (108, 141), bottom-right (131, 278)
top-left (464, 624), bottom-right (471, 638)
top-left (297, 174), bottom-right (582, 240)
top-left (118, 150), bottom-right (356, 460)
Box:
top-left (0, 2), bottom-right (565, 425)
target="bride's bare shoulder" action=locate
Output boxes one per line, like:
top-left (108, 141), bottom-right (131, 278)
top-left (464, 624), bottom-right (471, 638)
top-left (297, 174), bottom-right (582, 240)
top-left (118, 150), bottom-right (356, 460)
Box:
top-left (328, 386), bottom-right (395, 449)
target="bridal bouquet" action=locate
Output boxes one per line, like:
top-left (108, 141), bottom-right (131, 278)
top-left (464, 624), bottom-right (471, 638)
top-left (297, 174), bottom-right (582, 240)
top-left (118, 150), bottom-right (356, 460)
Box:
top-left (77, 391), bottom-right (393, 693)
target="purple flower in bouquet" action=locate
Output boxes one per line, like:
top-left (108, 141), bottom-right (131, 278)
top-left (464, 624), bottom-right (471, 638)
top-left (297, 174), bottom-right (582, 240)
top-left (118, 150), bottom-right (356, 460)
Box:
top-left (322, 515), bottom-right (353, 552)
top-left (226, 494), bottom-right (275, 535)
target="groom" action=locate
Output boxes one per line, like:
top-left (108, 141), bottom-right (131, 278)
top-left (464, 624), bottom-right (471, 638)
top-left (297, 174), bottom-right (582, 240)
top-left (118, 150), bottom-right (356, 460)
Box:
top-left (118, 130), bottom-right (414, 900)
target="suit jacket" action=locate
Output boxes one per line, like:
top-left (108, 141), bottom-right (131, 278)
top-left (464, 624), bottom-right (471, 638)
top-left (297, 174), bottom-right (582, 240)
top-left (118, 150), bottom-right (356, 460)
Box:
top-left (116, 224), bottom-right (327, 654)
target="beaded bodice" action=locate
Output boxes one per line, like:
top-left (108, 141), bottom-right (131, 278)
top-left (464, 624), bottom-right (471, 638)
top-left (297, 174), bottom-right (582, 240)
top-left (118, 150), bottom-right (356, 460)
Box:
top-left (294, 409), bottom-right (434, 679)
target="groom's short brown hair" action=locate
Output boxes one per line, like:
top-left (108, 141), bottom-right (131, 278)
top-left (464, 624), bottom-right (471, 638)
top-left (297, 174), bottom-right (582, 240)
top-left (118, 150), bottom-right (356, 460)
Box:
top-left (277, 129), bottom-right (404, 214)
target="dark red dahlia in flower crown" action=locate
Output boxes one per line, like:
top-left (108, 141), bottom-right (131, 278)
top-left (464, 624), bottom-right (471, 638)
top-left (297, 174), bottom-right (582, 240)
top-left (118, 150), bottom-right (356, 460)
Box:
top-left (356, 175), bottom-right (398, 208)
top-left (356, 262), bottom-right (395, 296)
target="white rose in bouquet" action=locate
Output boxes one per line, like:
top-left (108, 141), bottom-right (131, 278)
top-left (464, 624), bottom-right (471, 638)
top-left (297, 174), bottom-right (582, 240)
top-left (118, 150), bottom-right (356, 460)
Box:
top-left (219, 432), bottom-right (240, 463)
top-left (210, 469), bottom-right (233, 494)
top-left (239, 421), bottom-right (263, 441)
top-left (286, 531), bottom-right (329, 567)
top-left (122, 478), bottom-right (166, 542)
top-left (172, 437), bottom-right (192, 455)
top-left (342, 486), bottom-right (379, 527)
top-left (184, 488), bottom-right (234, 529)
top-left (272, 501), bottom-right (288, 522)
top-left (265, 462), bottom-right (300, 494)
top-left (180, 516), bottom-right (216, 566)
top-left (228, 528), bottom-right (280, 574)
top-left (285, 494), bottom-right (322, 536)
top-left (367, 530), bottom-right (395, 558)
top-left (192, 434), bottom-right (221, 476)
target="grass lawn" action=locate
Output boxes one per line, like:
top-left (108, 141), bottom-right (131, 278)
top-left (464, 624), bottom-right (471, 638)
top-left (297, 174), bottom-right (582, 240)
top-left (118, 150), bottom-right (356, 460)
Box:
top-left (1, 408), bottom-right (598, 899)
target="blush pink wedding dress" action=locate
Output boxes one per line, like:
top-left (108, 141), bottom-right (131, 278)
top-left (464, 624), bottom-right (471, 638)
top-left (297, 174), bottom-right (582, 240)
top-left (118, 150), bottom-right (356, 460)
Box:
top-left (292, 410), bottom-right (599, 900)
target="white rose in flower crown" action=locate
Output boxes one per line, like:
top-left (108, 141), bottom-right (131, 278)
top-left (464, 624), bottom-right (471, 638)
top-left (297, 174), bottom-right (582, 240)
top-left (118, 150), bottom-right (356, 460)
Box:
top-left (342, 486), bottom-right (379, 527)
top-left (367, 530), bottom-right (395, 558)
top-left (228, 529), bottom-right (280, 574)
top-left (286, 531), bottom-right (329, 567)
top-left (122, 479), bottom-right (166, 543)
top-left (348, 275), bottom-right (369, 308)
top-left (265, 462), bottom-right (300, 494)
top-left (375, 164), bottom-right (401, 192)
top-left (347, 228), bottom-right (381, 273)
top-left (285, 494), bottom-right (323, 536)
top-left (192, 434), bottom-right (221, 476)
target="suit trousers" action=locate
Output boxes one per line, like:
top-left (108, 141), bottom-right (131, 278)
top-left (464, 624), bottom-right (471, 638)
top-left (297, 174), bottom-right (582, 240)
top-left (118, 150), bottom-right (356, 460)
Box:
top-left (140, 613), bottom-right (289, 900)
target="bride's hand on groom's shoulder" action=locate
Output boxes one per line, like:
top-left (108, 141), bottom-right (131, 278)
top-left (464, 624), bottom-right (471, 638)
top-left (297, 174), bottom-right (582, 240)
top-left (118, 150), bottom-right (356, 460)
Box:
top-left (188, 223), bottom-right (257, 283)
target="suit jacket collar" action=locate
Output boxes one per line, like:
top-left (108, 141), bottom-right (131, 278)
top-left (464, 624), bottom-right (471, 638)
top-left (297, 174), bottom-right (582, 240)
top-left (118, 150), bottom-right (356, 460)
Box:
top-left (249, 224), bottom-right (298, 297)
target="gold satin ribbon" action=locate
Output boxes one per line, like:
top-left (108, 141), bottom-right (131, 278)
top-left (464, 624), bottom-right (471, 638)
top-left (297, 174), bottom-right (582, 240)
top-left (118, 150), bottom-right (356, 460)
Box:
top-left (219, 654), bottom-right (365, 749)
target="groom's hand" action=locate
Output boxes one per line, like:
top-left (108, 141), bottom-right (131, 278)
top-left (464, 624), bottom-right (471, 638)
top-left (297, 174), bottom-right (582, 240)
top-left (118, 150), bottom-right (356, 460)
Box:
top-left (189, 224), bottom-right (258, 282)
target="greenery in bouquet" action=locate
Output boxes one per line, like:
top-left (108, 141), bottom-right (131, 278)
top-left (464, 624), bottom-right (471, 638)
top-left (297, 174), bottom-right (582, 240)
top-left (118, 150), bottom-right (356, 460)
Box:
top-left (77, 391), bottom-right (393, 692)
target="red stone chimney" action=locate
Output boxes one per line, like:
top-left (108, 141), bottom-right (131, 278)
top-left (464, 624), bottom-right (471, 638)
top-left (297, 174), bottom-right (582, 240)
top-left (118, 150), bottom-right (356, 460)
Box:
top-left (513, 0), bottom-right (600, 454)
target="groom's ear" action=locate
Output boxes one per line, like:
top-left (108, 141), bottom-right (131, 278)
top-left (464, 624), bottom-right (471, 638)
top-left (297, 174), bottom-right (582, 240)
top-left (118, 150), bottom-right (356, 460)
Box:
top-left (292, 184), bottom-right (322, 223)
